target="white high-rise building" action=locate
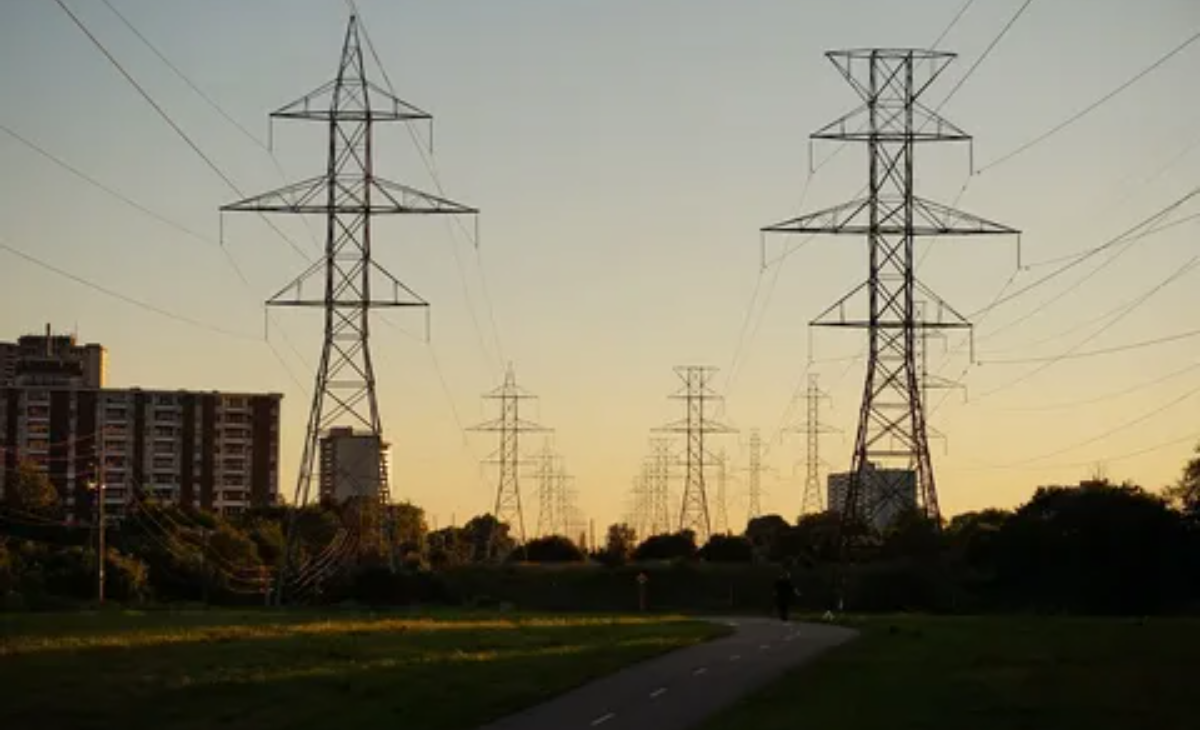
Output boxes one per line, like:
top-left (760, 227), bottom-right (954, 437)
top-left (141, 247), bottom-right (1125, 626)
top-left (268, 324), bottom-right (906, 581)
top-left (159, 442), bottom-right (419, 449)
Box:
top-left (827, 462), bottom-right (917, 532)
top-left (319, 427), bottom-right (391, 503)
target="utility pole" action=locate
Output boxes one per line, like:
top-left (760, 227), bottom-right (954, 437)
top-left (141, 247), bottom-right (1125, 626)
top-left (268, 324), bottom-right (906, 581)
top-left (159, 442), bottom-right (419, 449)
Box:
top-left (92, 425), bottom-right (106, 605)
top-left (654, 367), bottom-right (734, 541)
top-left (763, 49), bottom-right (1017, 540)
top-left (469, 364), bottom-right (550, 551)
top-left (221, 15), bottom-right (477, 600)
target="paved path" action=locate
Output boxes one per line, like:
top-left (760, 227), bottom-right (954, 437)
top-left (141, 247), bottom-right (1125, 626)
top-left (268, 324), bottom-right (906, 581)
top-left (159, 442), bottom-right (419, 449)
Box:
top-left (478, 618), bottom-right (858, 730)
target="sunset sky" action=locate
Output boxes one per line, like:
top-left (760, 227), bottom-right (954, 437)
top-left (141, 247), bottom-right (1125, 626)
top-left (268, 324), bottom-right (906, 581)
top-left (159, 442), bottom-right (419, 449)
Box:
top-left (1, 0), bottom-right (1198, 533)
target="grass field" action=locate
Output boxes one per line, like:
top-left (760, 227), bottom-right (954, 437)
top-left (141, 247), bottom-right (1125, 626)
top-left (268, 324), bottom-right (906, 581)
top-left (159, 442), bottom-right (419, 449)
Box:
top-left (703, 615), bottom-right (1200, 730)
top-left (0, 609), bottom-right (726, 730)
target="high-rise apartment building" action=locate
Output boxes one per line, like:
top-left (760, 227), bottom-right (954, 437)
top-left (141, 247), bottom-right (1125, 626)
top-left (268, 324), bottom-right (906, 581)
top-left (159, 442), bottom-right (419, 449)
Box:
top-left (0, 387), bottom-right (281, 520)
top-left (0, 324), bottom-right (107, 389)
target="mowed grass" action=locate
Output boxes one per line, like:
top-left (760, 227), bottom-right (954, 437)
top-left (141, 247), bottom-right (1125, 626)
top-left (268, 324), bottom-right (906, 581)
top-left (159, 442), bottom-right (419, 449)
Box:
top-left (704, 615), bottom-right (1200, 730)
top-left (0, 609), bottom-right (727, 730)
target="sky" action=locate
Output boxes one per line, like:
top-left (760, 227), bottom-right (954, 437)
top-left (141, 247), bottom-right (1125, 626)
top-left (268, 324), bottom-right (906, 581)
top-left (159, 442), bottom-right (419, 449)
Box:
top-left (1, 0), bottom-right (1198, 534)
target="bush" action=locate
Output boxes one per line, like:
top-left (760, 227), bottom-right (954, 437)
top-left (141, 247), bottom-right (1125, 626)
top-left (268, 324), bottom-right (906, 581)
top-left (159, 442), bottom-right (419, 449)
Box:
top-left (523, 535), bottom-right (585, 563)
top-left (699, 534), bottom-right (754, 562)
top-left (633, 531), bottom-right (697, 561)
top-left (350, 565), bottom-right (452, 606)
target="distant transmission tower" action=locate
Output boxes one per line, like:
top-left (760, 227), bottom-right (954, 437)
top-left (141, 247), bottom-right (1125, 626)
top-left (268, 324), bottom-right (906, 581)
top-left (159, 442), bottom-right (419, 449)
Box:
top-left (626, 469), bottom-right (649, 538)
top-left (789, 374), bottom-right (837, 516)
top-left (534, 440), bottom-right (559, 538)
top-left (654, 367), bottom-right (734, 541)
top-left (763, 49), bottom-right (1017, 533)
top-left (713, 449), bottom-right (730, 536)
top-left (221, 15), bottom-right (475, 592)
top-left (745, 429), bottom-right (765, 524)
top-left (645, 438), bottom-right (673, 536)
top-left (469, 365), bottom-right (550, 548)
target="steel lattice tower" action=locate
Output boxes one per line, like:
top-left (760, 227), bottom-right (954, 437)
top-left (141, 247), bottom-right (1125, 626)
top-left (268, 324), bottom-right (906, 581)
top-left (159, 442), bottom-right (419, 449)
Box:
top-left (645, 438), bottom-right (673, 536)
top-left (469, 365), bottom-right (549, 547)
top-left (745, 429), bottom-right (765, 524)
top-left (534, 440), bottom-right (559, 538)
top-left (713, 449), bottom-right (730, 536)
top-left (763, 49), bottom-right (1017, 532)
top-left (221, 15), bottom-right (475, 587)
top-left (789, 374), bottom-right (837, 516)
top-left (655, 367), bottom-right (734, 541)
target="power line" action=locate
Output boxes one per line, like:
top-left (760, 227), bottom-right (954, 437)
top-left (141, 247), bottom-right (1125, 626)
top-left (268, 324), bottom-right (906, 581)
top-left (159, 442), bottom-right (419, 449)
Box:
top-left (977, 27), bottom-right (1200, 174)
top-left (51, 0), bottom-right (310, 262)
top-left (998, 359), bottom-right (1200, 413)
top-left (967, 379), bottom-right (1200, 471)
top-left (10, 119), bottom-right (309, 394)
top-left (99, 0), bottom-right (323, 253)
top-left (933, 0), bottom-right (1035, 114)
top-left (0, 239), bottom-right (259, 341)
top-left (99, 0), bottom-right (265, 150)
top-left (974, 253), bottom-right (1198, 398)
top-left (978, 325), bottom-right (1200, 365)
top-left (0, 121), bottom-right (212, 247)
top-left (972, 183), bottom-right (1200, 318)
top-left (931, 0), bottom-right (977, 50)
top-left (986, 248), bottom-right (1200, 355)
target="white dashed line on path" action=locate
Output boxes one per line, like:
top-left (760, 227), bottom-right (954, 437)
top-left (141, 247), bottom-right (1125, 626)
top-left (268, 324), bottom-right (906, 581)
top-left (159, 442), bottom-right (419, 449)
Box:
top-left (730, 654), bottom-right (742, 662)
top-left (759, 644), bottom-right (770, 650)
top-left (693, 667), bottom-right (708, 676)
top-left (590, 713), bottom-right (615, 726)
top-left (650, 688), bottom-right (668, 699)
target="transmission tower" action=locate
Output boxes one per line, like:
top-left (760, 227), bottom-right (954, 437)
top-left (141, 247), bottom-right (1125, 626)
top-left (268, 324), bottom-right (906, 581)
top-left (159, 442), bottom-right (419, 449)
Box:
top-left (645, 438), bottom-right (673, 536)
top-left (745, 429), bottom-right (765, 524)
top-left (469, 365), bottom-right (550, 548)
top-left (625, 470), bottom-right (646, 538)
top-left (713, 449), bottom-right (730, 536)
top-left (221, 15), bottom-right (476, 591)
top-left (534, 440), bottom-right (560, 538)
top-left (654, 367), bottom-right (734, 541)
top-left (762, 49), bottom-right (1017, 533)
top-left (788, 374), bottom-right (837, 516)
top-left (916, 300), bottom-right (963, 451)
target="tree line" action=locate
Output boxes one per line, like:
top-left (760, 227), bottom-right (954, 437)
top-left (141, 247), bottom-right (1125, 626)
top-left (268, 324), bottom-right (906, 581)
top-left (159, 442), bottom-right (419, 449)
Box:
top-left (2, 445), bottom-right (1199, 614)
